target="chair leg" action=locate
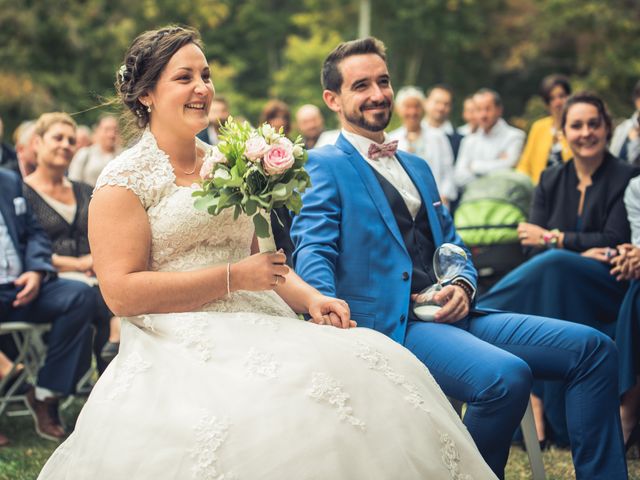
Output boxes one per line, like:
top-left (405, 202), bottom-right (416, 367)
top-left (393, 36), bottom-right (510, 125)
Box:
top-left (521, 399), bottom-right (546, 480)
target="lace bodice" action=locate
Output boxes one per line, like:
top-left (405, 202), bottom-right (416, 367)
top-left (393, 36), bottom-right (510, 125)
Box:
top-left (94, 129), bottom-right (295, 317)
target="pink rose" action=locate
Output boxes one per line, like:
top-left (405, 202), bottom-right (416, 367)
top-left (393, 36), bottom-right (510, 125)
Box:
top-left (199, 147), bottom-right (227, 179)
top-left (244, 136), bottom-right (270, 162)
top-left (263, 141), bottom-right (294, 175)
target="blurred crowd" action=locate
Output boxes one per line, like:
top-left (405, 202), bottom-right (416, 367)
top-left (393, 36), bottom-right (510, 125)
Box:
top-left (1, 74), bottom-right (640, 456)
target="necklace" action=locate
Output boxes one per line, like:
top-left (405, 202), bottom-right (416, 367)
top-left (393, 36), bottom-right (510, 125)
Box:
top-left (181, 150), bottom-right (199, 175)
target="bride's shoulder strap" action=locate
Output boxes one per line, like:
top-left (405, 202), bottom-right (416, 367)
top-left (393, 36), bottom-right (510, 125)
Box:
top-left (94, 130), bottom-right (174, 209)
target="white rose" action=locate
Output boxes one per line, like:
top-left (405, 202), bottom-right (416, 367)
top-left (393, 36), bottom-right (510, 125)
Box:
top-left (214, 169), bottom-right (231, 180)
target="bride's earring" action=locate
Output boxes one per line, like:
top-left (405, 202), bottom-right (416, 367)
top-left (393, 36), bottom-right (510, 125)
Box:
top-left (147, 104), bottom-right (152, 113)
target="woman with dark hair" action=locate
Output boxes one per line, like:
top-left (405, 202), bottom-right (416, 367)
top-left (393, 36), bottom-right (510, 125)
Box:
top-left (481, 92), bottom-right (640, 447)
top-left (260, 99), bottom-right (291, 136)
top-left (516, 74), bottom-right (573, 184)
top-left (23, 112), bottom-right (119, 374)
top-left (37, 26), bottom-right (497, 480)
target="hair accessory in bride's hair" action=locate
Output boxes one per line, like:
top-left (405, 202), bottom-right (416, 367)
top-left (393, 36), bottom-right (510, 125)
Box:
top-left (118, 64), bottom-right (128, 82)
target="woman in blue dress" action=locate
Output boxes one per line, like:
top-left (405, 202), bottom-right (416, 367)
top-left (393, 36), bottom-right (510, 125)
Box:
top-left (479, 92), bottom-right (640, 447)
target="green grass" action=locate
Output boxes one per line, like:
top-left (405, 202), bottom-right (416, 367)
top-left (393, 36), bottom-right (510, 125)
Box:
top-left (2, 400), bottom-right (640, 479)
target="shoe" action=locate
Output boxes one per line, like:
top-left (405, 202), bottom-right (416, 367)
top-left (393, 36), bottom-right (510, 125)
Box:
top-left (100, 341), bottom-right (120, 365)
top-left (25, 387), bottom-right (66, 441)
top-left (0, 432), bottom-right (8, 447)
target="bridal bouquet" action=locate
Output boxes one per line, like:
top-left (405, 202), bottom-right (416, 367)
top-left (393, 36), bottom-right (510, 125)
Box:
top-left (193, 118), bottom-right (310, 247)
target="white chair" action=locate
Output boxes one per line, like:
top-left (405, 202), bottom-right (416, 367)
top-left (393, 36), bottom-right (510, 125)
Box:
top-left (449, 397), bottom-right (546, 480)
top-left (0, 322), bottom-right (50, 417)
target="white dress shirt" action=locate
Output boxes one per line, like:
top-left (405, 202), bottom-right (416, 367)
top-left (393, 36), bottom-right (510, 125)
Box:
top-left (0, 211), bottom-right (22, 283)
top-left (454, 118), bottom-right (525, 187)
top-left (388, 125), bottom-right (457, 201)
top-left (342, 130), bottom-right (422, 219)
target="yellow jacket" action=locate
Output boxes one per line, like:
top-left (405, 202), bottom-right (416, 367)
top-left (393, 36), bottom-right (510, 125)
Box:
top-left (516, 116), bottom-right (572, 184)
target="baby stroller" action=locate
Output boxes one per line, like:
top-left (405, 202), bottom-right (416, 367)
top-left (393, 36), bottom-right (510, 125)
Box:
top-left (454, 170), bottom-right (534, 295)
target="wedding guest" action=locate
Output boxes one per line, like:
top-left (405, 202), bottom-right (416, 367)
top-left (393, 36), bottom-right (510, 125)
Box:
top-left (197, 96), bottom-right (230, 145)
top-left (389, 86), bottom-right (457, 203)
top-left (611, 79), bottom-right (640, 165)
top-left (516, 74), bottom-right (573, 184)
top-left (68, 115), bottom-right (120, 186)
top-left (424, 84), bottom-right (463, 160)
top-left (454, 89), bottom-right (525, 188)
top-left (295, 104), bottom-right (325, 149)
top-left (292, 37), bottom-right (626, 478)
top-left (611, 176), bottom-right (640, 447)
top-left (457, 95), bottom-right (478, 136)
top-left (0, 166), bottom-right (94, 441)
top-left (13, 120), bottom-right (38, 178)
top-left (480, 92), bottom-right (640, 447)
top-left (24, 112), bottom-right (119, 374)
top-left (75, 125), bottom-right (93, 150)
top-left (0, 116), bottom-right (19, 174)
top-left (260, 99), bottom-right (291, 136)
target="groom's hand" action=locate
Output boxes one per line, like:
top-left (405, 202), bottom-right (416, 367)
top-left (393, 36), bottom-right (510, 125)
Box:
top-left (308, 296), bottom-right (356, 329)
top-left (432, 285), bottom-right (469, 324)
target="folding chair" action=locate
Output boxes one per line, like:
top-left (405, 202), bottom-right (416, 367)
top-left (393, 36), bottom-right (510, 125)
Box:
top-left (449, 397), bottom-right (546, 480)
top-left (0, 322), bottom-right (51, 417)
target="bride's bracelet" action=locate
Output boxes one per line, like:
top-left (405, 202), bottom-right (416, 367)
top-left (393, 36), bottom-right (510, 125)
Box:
top-left (226, 263), bottom-right (231, 297)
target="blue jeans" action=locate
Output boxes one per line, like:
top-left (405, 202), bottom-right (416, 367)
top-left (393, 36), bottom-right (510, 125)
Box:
top-left (0, 278), bottom-right (94, 395)
top-left (403, 312), bottom-right (627, 480)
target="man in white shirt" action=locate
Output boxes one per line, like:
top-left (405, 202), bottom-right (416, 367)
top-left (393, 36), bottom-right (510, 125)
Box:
top-left (454, 89), bottom-right (525, 188)
top-left (457, 94), bottom-right (479, 136)
top-left (423, 84), bottom-right (464, 160)
top-left (68, 115), bottom-right (120, 186)
top-left (610, 80), bottom-right (640, 164)
top-left (389, 86), bottom-right (456, 202)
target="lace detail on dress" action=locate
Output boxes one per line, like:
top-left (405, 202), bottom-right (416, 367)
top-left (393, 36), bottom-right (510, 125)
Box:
top-left (306, 372), bottom-right (366, 430)
top-left (244, 348), bottom-right (280, 378)
top-left (173, 318), bottom-right (213, 362)
top-left (439, 432), bottom-right (475, 480)
top-left (94, 129), bottom-right (176, 210)
top-left (190, 411), bottom-right (236, 480)
top-left (107, 351), bottom-right (151, 400)
top-left (141, 314), bottom-right (156, 332)
top-left (354, 342), bottom-right (431, 413)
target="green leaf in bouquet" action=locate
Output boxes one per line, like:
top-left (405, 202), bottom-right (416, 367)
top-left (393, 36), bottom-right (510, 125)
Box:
top-left (271, 182), bottom-right (289, 200)
top-left (250, 194), bottom-right (272, 209)
top-left (194, 194), bottom-right (219, 212)
top-left (286, 191), bottom-right (303, 214)
top-left (245, 168), bottom-right (269, 195)
top-left (236, 156), bottom-right (248, 176)
top-left (252, 212), bottom-right (270, 238)
top-left (244, 198), bottom-right (258, 216)
top-left (191, 189), bottom-right (206, 198)
top-left (233, 204), bottom-right (241, 220)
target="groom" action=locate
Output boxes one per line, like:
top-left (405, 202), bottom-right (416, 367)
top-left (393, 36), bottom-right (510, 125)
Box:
top-left (290, 38), bottom-right (627, 479)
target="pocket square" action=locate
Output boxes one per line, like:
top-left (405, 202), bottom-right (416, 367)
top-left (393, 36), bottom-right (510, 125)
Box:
top-left (432, 201), bottom-right (442, 207)
top-left (13, 197), bottom-right (27, 216)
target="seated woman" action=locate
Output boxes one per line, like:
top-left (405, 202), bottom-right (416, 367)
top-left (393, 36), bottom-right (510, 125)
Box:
top-left (22, 113), bottom-right (119, 374)
top-left (480, 92), bottom-right (640, 447)
top-left (612, 176), bottom-right (640, 447)
top-left (516, 74), bottom-right (573, 185)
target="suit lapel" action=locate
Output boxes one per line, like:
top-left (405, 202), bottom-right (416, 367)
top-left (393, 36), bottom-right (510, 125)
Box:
top-left (395, 151), bottom-right (444, 246)
top-left (337, 135), bottom-right (408, 254)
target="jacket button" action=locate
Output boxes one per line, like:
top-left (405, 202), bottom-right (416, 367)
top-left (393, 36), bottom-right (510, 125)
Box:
top-left (400, 314), bottom-right (406, 322)
top-left (402, 272), bottom-right (409, 280)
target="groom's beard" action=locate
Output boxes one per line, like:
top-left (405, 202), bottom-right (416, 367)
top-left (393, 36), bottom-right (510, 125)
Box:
top-left (346, 100), bottom-right (393, 132)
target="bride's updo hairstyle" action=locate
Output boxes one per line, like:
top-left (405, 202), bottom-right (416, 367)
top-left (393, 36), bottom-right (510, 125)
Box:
top-left (116, 25), bottom-right (204, 129)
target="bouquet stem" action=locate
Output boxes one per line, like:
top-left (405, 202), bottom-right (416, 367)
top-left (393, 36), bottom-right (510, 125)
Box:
top-left (257, 214), bottom-right (277, 253)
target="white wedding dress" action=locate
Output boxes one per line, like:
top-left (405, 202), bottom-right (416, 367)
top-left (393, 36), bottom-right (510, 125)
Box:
top-left (39, 130), bottom-right (496, 480)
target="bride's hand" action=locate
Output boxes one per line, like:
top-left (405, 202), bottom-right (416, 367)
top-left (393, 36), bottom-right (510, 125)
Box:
top-left (231, 251), bottom-right (289, 291)
top-left (308, 296), bottom-right (356, 329)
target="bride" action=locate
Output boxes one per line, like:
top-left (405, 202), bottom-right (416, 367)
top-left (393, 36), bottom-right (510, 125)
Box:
top-left (39, 26), bottom-right (496, 480)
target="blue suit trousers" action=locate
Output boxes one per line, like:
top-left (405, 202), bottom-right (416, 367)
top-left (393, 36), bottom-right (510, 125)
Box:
top-left (403, 312), bottom-right (627, 480)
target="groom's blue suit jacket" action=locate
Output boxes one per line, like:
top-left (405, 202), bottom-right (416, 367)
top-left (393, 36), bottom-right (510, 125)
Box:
top-left (291, 134), bottom-right (477, 343)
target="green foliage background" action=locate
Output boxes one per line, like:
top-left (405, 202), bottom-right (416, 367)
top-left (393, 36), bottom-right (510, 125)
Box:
top-left (1, 0), bottom-right (639, 136)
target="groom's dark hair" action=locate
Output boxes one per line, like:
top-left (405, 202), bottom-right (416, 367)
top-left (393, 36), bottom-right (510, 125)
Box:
top-left (322, 37), bottom-right (387, 93)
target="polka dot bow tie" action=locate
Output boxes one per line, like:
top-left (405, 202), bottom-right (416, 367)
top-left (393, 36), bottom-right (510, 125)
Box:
top-left (367, 140), bottom-right (399, 160)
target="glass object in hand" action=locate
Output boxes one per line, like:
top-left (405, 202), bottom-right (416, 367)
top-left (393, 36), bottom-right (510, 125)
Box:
top-left (412, 243), bottom-right (468, 322)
